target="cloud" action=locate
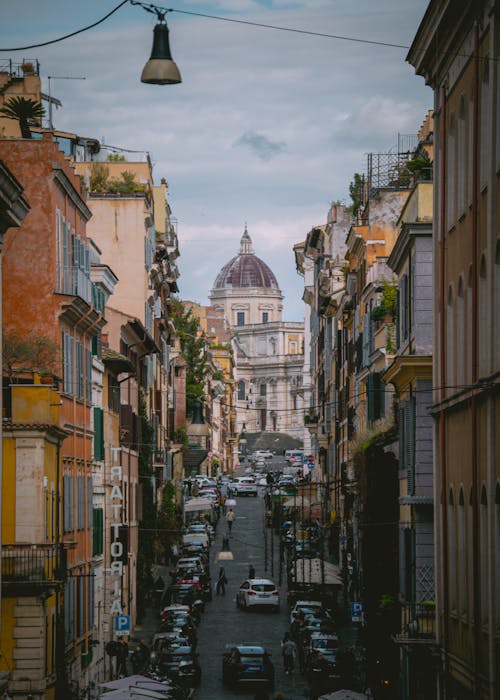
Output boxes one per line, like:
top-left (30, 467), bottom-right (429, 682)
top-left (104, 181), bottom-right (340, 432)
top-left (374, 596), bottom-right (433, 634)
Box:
top-left (0, 0), bottom-right (433, 318)
top-left (234, 130), bottom-right (287, 161)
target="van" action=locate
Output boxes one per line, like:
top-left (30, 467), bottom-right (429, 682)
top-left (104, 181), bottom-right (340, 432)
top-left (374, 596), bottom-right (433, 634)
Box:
top-left (285, 449), bottom-right (304, 464)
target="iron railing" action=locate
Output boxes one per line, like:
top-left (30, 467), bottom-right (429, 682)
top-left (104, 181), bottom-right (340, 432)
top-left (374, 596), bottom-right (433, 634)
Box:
top-left (395, 602), bottom-right (436, 643)
top-left (0, 59), bottom-right (40, 79)
top-left (2, 543), bottom-right (66, 584)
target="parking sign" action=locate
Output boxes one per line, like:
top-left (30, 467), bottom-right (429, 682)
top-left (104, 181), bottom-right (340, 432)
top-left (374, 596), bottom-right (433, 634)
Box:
top-left (114, 614), bottom-right (130, 636)
top-left (350, 602), bottom-right (364, 622)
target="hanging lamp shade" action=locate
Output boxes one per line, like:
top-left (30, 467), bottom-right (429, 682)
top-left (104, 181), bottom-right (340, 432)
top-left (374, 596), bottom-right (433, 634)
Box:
top-left (217, 536), bottom-right (234, 561)
top-left (141, 21), bottom-right (182, 85)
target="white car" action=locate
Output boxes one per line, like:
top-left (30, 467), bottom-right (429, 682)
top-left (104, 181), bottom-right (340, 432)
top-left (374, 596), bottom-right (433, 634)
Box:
top-left (236, 578), bottom-right (280, 611)
top-left (290, 600), bottom-right (324, 625)
top-left (231, 477), bottom-right (258, 497)
top-left (252, 450), bottom-right (273, 460)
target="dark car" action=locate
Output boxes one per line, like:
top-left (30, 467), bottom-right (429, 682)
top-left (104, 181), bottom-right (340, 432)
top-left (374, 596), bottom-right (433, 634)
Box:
top-left (152, 645), bottom-right (201, 687)
top-left (163, 583), bottom-right (199, 607)
top-left (304, 635), bottom-right (340, 693)
top-left (222, 644), bottom-right (274, 691)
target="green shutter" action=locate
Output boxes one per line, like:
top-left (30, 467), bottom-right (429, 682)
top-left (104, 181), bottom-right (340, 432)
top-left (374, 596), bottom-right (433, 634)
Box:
top-left (92, 508), bottom-right (103, 556)
top-left (407, 396), bottom-right (416, 494)
top-left (93, 407), bottom-right (104, 461)
top-left (367, 374), bottom-right (375, 423)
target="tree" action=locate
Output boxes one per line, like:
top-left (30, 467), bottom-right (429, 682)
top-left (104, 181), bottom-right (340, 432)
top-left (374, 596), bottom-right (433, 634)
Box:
top-left (0, 96), bottom-right (45, 138)
top-left (156, 481), bottom-right (180, 563)
top-left (170, 300), bottom-right (209, 416)
top-left (3, 330), bottom-right (59, 383)
top-left (349, 172), bottom-right (364, 218)
top-left (136, 392), bottom-right (155, 622)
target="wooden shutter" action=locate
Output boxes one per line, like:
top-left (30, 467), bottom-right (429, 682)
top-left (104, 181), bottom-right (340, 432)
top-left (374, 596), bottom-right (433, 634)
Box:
top-left (407, 396), bottom-right (416, 495)
top-left (93, 407), bottom-right (104, 461)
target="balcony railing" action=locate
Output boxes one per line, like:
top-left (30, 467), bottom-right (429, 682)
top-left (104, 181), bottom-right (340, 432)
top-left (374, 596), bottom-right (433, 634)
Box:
top-left (394, 602), bottom-right (436, 644)
top-left (2, 543), bottom-right (66, 587)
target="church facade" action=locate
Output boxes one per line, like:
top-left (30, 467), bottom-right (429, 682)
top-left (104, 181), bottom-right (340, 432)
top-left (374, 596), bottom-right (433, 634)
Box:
top-left (210, 228), bottom-right (305, 441)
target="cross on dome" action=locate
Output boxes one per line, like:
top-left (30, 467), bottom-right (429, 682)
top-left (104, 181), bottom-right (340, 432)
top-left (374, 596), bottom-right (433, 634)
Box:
top-left (240, 225), bottom-right (253, 255)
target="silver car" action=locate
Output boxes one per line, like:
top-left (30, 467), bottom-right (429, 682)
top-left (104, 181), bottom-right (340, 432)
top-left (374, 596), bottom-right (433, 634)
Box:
top-left (236, 578), bottom-right (280, 611)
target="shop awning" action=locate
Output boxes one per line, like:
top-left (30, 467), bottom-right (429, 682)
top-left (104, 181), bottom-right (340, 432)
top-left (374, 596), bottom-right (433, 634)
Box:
top-left (289, 558), bottom-right (342, 585)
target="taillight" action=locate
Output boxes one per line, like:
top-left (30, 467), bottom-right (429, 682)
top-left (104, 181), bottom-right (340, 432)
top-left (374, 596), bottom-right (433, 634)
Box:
top-left (272, 591), bottom-right (279, 596)
top-left (248, 590), bottom-right (257, 596)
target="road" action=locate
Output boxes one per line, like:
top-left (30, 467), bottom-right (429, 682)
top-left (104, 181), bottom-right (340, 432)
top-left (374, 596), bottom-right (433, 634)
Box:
top-left (193, 461), bottom-right (311, 699)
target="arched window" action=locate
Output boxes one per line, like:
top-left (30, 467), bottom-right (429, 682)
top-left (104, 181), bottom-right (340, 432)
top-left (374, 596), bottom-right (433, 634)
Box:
top-left (479, 254), bottom-right (488, 374)
top-left (237, 380), bottom-right (245, 401)
top-left (448, 488), bottom-right (456, 610)
top-left (468, 486), bottom-right (474, 618)
top-left (447, 285), bottom-right (455, 389)
top-left (480, 485), bottom-right (488, 623)
top-left (468, 85), bottom-right (474, 206)
top-left (495, 483), bottom-right (500, 628)
top-left (458, 487), bottom-right (466, 613)
top-left (480, 59), bottom-right (490, 187)
top-left (458, 96), bottom-right (467, 216)
top-left (466, 266), bottom-right (473, 385)
top-left (447, 113), bottom-right (456, 228)
top-left (457, 275), bottom-right (465, 384)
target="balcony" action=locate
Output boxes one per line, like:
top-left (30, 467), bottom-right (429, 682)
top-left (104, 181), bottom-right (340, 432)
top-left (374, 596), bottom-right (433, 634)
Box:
top-left (1, 544), bottom-right (67, 596)
top-left (394, 602), bottom-right (436, 645)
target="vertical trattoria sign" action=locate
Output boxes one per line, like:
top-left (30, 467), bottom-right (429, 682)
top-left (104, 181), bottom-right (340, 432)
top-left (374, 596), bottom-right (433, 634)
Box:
top-left (109, 447), bottom-right (126, 616)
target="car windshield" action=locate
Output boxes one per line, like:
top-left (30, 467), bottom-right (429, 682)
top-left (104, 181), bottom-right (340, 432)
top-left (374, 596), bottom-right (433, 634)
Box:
top-left (240, 656), bottom-right (264, 667)
top-left (251, 584), bottom-right (275, 592)
top-left (313, 638), bottom-right (339, 650)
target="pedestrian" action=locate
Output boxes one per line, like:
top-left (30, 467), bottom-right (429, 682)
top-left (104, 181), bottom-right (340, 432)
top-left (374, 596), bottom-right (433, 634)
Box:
top-left (216, 566), bottom-right (227, 595)
top-left (226, 508), bottom-right (235, 532)
top-left (282, 637), bottom-right (297, 675)
top-left (220, 495), bottom-right (227, 515)
top-left (248, 563), bottom-right (256, 579)
top-left (116, 638), bottom-right (129, 677)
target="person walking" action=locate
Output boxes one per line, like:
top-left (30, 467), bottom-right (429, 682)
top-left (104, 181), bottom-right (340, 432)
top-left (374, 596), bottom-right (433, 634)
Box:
top-left (216, 566), bottom-right (228, 595)
top-left (220, 494), bottom-right (227, 515)
top-left (248, 563), bottom-right (256, 579)
top-left (282, 637), bottom-right (297, 675)
top-left (226, 508), bottom-right (235, 533)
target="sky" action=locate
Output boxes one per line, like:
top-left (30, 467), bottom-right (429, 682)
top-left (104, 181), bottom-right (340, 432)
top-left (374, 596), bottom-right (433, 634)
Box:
top-left (1, 0), bottom-right (432, 320)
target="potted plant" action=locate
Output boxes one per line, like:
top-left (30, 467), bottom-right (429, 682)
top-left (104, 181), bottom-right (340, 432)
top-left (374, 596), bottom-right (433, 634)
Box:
top-left (21, 61), bottom-right (35, 75)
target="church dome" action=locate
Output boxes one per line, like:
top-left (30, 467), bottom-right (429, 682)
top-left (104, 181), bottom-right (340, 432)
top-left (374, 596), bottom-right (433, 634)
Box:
top-left (212, 228), bottom-right (279, 291)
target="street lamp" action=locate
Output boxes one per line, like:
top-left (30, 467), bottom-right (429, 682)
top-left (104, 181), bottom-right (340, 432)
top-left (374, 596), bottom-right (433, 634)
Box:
top-left (139, 6), bottom-right (182, 85)
top-left (217, 536), bottom-right (234, 561)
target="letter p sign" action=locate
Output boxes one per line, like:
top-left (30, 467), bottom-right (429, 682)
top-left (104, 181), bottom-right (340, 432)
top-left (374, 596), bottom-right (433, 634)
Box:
top-left (114, 614), bottom-right (130, 635)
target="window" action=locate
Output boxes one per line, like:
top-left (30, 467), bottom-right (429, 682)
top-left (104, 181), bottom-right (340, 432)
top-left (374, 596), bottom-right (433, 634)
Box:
top-left (262, 312), bottom-right (269, 324)
top-left (92, 508), bottom-right (104, 555)
top-left (77, 475), bottom-right (85, 530)
top-left (448, 488), bottom-right (456, 610)
top-left (237, 380), bottom-right (245, 401)
top-left (457, 276), bottom-right (465, 383)
top-left (108, 375), bottom-right (120, 413)
top-left (64, 577), bottom-right (75, 643)
top-left (93, 407), bottom-right (104, 461)
top-left (63, 474), bottom-right (74, 532)
top-left (447, 113), bottom-right (456, 228)
top-left (367, 372), bottom-right (385, 424)
top-left (458, 488), bottom-right (466, 613)
top-left (480, 486), bottom-right (488, 622)
top-left (446, 286), bottom-right (455, 388)
top-left (86, 347), bottom-right (92, 404)
top-left (260, 384), bottom-right (267, 397)
top-left (290, 341), bottom-right (297, 354)
top-left (458, 96), bottom-right (467, 216)
top-left (76, 340), bottom-right (84, 400)
top-left (63, 332), bottom-right (74, 396)
top-left (236, 311), bottom-right (245, 326)
top-left (480, 59), bottom-right (490, 188)
top-left (399, 397), bottom-right (415, 493)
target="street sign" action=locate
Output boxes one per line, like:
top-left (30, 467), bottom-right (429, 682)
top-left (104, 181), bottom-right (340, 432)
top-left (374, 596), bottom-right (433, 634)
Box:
top-left (114, 614), bottom-right (130, 636)
top-left (350, 602), bottom-right (364, 623)
top-left (307, 462), bottom-right (315, 470)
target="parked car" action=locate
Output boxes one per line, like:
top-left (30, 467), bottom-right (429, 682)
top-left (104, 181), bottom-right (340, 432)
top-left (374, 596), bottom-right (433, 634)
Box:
top-left (222, 644), bottom-right (274, 691)
top-left (252, 450), bottom-right (273, 460)
top-left (236, 578), bottom-right (280, 611)
top-left (231, 477), bottom-right (258, 497)
top-left (152, 645), bottom-right (201, 687)
top-left (290, 600), bottom-right (325, 626)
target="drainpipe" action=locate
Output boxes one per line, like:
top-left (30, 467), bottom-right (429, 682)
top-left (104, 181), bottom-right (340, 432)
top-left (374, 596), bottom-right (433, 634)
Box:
top-left (438, 83), bottom-right (449, 697)
top-left (470, 24), bottom-right (480, 698)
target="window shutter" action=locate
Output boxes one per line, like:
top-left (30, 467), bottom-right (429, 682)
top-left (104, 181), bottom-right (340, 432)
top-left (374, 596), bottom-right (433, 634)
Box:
top-left (88, 569), bottom-right (95, 629)
top-left (87, 476), bottom-right (93, 529)
top-left (407, 396), bottom-right (416, 495)
top-left (78, 575), bottom-right (85, 636)
top-left (68, 335), bottom-right (74, 396)
top-left (63, 475), bottom-right (69, 531)
top-left (399, 527), bottom-right (407, 601)
top-left (94, 407), bottom-right (104, 461)
top-left (396, 287), bottom-right (400, 348)
top-left (367, 374), bottom-right (374, 423)
top-left (86, 348), bottom-right (92, 404)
